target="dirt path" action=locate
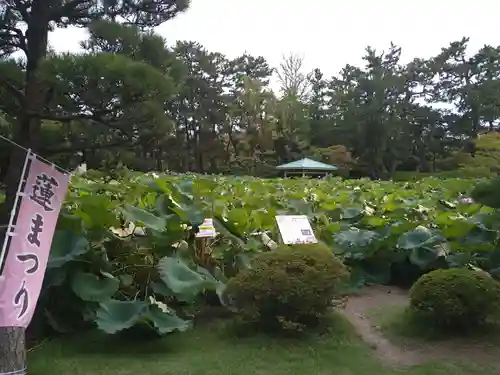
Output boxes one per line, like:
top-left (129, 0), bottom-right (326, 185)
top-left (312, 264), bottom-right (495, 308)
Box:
top-left (339, 285), bottom-right (500, 369)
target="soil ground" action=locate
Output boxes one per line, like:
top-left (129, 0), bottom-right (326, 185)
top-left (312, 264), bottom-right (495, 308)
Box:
top-left (339, 285), bottom-right (500, 369)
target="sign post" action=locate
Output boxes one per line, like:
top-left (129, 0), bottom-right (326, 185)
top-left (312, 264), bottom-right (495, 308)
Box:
top-left (195, 218), bottom-right (216, 267)
top-left (0, 152), bottom-right (70, 374)
top-left (275, 215), bottom-right (318, 245)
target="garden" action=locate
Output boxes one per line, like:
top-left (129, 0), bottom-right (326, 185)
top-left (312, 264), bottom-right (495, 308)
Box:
top-left (3, 0), bottom-right (500, 373)
top-left (27, 172), bottom-right (500, 374)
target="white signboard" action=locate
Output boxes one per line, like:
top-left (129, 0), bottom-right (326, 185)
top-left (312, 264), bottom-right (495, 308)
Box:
top-left (275, 215), bottom-right (317, 245)
top-left (196, 218), bottom-right (216, 238)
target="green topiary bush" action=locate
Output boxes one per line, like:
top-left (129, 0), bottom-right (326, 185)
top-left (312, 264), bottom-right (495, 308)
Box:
top-left (409, 268), bottom-right (500, 332)
top-left (223, 243), bottom-right (349, 332)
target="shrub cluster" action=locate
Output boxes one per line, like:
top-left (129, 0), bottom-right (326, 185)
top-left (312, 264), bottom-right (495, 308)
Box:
top-left (223, 243), bottom-right (349, 331)
top-left (409, 268), bottom-right (500, 331)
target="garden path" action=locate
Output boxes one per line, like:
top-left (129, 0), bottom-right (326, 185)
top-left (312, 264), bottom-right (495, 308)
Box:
top-left (340, 285), bottom-right (500, 369)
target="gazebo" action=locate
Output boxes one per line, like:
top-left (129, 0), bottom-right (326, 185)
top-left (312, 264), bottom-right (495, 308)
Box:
top-left (276, 158), bottom-right (338, 178)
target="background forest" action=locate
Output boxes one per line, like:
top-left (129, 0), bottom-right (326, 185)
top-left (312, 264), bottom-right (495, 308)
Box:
top-left (2, 11), bottom-right (500, 180)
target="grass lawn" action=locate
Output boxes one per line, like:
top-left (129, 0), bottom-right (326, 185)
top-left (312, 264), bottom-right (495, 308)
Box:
top-left (28, 315), bottom-right (498, 375)
top-left (369, 304), bottom-right (500, 345)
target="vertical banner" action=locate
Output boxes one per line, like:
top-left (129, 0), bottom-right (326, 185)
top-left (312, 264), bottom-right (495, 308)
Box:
top-left (0, 153), bottom-right (69, 327)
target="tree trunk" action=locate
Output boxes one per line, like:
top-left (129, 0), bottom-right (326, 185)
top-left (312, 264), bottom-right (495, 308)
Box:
top-left (0, 2), bottom-right (51, 372)
top-left (1, 0), bottom-right (50, 221)
top-left (0, 328), bottom-right (26, 374)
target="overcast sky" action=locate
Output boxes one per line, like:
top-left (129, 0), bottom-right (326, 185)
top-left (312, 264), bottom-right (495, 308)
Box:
top-left (49, 0), bottom-right (500, 80)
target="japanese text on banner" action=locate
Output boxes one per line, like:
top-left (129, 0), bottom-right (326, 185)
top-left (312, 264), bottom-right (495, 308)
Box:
top-left (0, 155), bottom-right (69, 328)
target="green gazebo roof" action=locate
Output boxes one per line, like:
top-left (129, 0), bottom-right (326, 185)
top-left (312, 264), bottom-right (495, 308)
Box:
top-left (276, 158), bottom-right (338, 171)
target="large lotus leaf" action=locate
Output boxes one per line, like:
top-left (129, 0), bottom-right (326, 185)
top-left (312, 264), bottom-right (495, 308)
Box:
top-left (43, 267), bottom-right (68, 289)
top-left (381, 198), bottom-right (402, 212)
top-left (151, 281), bottom-right (176, 297)
top-left (409, 246), bottom-right (445, 269)
top-left (235, 253), bottom-right (254, 270)
top-left (78, 195), bottom-right (120, 229)
top-left (148, 305), bottom-right (192, 335)
top-left (438, 199), bottom-right (457, 209)
top-left (469, 213), bottom-right (495, 229)
top-left (447, 252), bottom-right (474, 267)
top-left (490, 267), bottom-right (500, 277)
top-left (171, 205), bottom-right (205, 226)
top-left (362, 216), bottom-right (387, 228)
top-left (287, 199), bottom-right (312, 215)
top-left (434, 212), bottom-right (461, 226)
top-left (346, 267), bottom-right (367, 289)
top-left (196, 266), bottom-right (227, 302)
top-left (462, 226), bottom-right (498, 246)
top-left (118, 274), bottom-right (134, 287)
top-left (121, 204), bottom-right (166, 232)
top-left (251, 207), bottom-right (277, 231)
top-left (214, 217), bottom-right (245, 248)
top-left (71, 272), bottom-right (120, 302)
top-left (435, 213), bottom-right (475, 238)
top-left (95, 299), bottom-right (148, 334)
top-left (146, 217), bottom-right (186, 254)
top-left (157, 256), bottom-right (217, 300)
top-left (171, 180), bottom-right (195, 205)
top-left (386, 221), bottom-right (415, 237)
top-left (356, 261), bottom-right (392, 285)
top-left (56, 211), bottom-right (85, 232)
top-left (48, 230), bottom-right (90, 268)
top-left (144, 177), bottom-right (173, 194)
top-left (226, 208), bottom-right (250, 228)
top-left (341, 207), bottom-right (364, 220)
top-left (441, 221), bottom-right (475, 239)
top-left (471, 178), bottom-right (500, 209)
top-left (154, 194), bottom-right (178, 217)
top-left (333, 228), bottom-right (379, 249)
top-left (490, 247), bottom-right (500, 266)
top-left (397, 226), bottom-right (444, 250)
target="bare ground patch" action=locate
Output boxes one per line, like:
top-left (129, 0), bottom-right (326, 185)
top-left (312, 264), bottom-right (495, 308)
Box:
top-left (339, 285), bottom-right (500, 369)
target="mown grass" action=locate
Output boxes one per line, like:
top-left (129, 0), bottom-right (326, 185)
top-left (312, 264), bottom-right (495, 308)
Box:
top-left (369, 304), bottom-right (500, 344)
top-left (28, 314), bottom-right (499, 375)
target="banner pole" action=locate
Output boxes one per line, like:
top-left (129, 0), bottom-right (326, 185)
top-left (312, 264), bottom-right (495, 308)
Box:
top-left (0, 149), bottom-right (32, 275)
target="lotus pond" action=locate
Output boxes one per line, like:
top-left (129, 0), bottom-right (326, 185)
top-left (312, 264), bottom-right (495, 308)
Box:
top-left (41, 173), bottom-right (499, 337)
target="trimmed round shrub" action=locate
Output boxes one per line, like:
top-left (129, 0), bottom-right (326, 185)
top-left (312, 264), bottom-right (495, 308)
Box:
top-left (223, 243), bottom-right (349, 331)
top-left (409, 268), bottom-right (500, 331)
